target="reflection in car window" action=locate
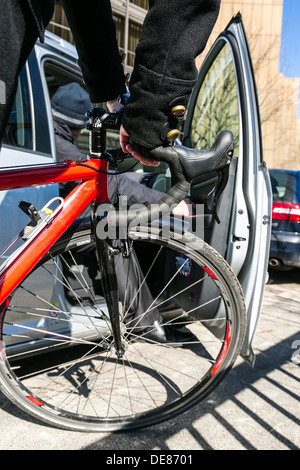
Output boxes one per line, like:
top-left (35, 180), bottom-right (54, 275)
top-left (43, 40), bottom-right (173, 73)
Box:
top-left (3, 66), bottom-right (33, 150)
top-left (44, 61), bottom-right (92, 157)
top-left (270, 171), bottom-right (296, 203)
top-left (191, 42), bottom-right (240, 156)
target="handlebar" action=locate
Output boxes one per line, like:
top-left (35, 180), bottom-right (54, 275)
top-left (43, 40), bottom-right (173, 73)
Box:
top-left (87, 108), bottom-right (234, 226)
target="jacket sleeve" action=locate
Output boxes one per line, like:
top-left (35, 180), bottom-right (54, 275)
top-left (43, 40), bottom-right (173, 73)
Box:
top-left (122, 0), bottom-right (221, 150)
top-left (61, 0), bottom-right (125, 104)
top-left (25, 0), bottom-right (55, 41)
top-left (55, 134), bottom-right (85, 164)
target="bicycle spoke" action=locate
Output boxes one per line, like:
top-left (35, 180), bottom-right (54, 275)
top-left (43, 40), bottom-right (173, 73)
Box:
top-left (122, 245), bottom-right (163, 324)
top-left (48, 254), bottom-right (112, 336)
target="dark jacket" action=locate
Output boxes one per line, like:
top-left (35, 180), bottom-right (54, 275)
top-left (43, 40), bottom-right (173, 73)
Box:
top-left (25, 0), bottom-right (55, 41)
top-left (0, 0), bottom-right (221, 150)
top-left (123, 0), bottom-right (221, 149)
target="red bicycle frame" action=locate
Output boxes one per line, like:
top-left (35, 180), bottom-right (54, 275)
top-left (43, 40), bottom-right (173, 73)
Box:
top-left (0, 157), bottom-right (109, 306)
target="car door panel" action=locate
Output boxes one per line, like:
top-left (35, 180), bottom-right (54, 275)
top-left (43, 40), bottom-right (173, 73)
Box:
top-left (183, 14), bottom-right (272, 365)
top-left (0, 49), bottom-right (60, 339)
top-left (0, 49), bottom-right (59, 252)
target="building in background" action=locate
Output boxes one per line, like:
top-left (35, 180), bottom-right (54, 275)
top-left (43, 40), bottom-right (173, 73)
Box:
top-left (47, 0), bottom-right (299, 170)
top-left (201, 0), bottom-right (300, 170)
top-left (48, 0), bottom-right (147, 70)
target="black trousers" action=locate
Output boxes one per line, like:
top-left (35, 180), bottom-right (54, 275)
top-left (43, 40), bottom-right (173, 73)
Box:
top-left (0, 0), bottom-right (221, 149)
top-left (0, 0), bottom-right (42, 144)
top-left (67, 240), bottom-right (161, 330)
top-left (113, 242), bottom-right (161, 330)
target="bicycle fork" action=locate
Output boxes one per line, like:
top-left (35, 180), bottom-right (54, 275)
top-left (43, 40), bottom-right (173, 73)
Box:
top-left (88, 107), bottom-right (128, 358)
top-left (92, 207), bottom-right (125, 358)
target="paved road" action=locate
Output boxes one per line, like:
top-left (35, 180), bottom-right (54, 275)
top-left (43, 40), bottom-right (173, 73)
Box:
top-left (0, 269), bottom-right (299, 451)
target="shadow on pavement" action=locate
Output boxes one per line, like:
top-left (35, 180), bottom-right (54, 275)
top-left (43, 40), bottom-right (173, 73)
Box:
top-left (0, 271), bottom-right (299, 450)
top-left (80, 329), bottom-right (300, 450)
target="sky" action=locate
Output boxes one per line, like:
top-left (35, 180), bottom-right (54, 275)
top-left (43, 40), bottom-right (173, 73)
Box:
top-left (279, 0), bottom-right (300, 118)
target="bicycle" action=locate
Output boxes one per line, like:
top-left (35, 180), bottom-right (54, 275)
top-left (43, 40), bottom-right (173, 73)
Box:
top-left (0, 108), bottom-right (246, 432)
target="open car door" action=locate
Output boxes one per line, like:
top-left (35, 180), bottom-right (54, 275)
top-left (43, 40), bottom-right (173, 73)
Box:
top-left (182, 13), bottom-right (272, 366)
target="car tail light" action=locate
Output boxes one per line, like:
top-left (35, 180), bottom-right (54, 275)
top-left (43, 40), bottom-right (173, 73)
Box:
top-left (272, 202), bottom-right (300, 222)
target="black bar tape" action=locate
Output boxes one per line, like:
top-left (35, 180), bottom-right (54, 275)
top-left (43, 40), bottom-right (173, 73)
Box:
top-left (108, 151), bottom-right (191, 228)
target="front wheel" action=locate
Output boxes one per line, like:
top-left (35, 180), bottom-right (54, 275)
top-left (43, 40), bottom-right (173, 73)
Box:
top-left (0, 225), bottom-right (246, 431)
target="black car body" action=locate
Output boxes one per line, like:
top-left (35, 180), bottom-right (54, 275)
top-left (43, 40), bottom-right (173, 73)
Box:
top-left (269, 169), bottom-right (300, 269)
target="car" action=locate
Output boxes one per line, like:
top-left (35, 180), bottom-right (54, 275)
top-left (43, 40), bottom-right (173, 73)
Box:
top-left (269, 169), bottom-right (300, 269)
top-left (0, 13), bottom-right (272, 367)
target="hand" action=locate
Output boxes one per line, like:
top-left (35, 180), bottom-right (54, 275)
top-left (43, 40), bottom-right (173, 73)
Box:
top-left (120, 125), bottom-right (160, 167)
top-left (106, 99), bottom-right (123, 114)
top-left (172, 199), bottom-right (194, 217)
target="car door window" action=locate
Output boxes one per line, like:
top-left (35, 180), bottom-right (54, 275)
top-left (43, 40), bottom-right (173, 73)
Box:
top-left (43, 60), bottom-right (92, 157)
top-left (3, 65), bottom-right (33, 150)
top-left (2, 50), bottom-right (52, 157)
top-left (190, 41), bottom-right (240, 156)
top-left (43, 60), bottom-right (125, 158)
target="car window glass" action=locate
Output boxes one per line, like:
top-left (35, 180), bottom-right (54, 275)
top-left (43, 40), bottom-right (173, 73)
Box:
top-left (3, 66), bottom-right (33, 150)
top-left (190, 42), bottom-right (240, 156)
top-left (44, 61), bottom-right (97, 158)
top-left (270, 171), bottom-right (296, 202)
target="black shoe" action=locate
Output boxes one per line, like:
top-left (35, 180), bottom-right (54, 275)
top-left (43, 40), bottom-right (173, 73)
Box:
top-left (139, 319), bottom-right (197, 346)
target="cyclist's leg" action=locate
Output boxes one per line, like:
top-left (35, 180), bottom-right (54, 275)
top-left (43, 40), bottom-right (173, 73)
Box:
top-left (0, 0), bottom-right (54, 144)
top-left (113, 240), bottom-right (196, 344)
top-left (57, 232), bottom-right (162, 331)
top-left (112, 239), bottom-right (161, 330)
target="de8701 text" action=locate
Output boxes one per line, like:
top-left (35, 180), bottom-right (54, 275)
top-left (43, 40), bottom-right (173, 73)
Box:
top-left (150, 454), bottom-right (192, 465)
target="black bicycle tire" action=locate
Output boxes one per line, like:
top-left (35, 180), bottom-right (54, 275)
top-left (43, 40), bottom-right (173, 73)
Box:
top-left (0, 225), bottom-right (246, 432)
